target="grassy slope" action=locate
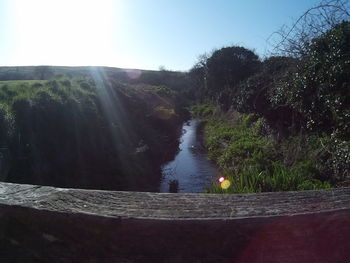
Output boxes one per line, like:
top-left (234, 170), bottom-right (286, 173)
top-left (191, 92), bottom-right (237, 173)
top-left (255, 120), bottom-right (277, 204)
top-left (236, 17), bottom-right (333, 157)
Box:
top-left (0, 68), bottom-right (185, 191)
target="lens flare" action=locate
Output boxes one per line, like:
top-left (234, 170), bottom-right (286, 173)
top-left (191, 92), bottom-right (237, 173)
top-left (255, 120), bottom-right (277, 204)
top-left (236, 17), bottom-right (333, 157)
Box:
top-left (221, 179), bottom-right (231, 190)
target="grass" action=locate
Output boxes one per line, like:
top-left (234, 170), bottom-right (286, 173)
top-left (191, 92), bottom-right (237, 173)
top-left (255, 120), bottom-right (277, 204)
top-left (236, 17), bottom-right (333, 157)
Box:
top-left (0, 78), bottom-right (96, 108)
top-left (211, 163), bottom-right (331, 194)
top-left (196, 106), bottom-right (333, 194)
top-left (0, 76), bottom-right (185, 190)
top-left (153, 106), bottom-right (176, 120)
top-left (191, 104), bottom-right (216, 118)
top-left (0, 80), bottom-right (46, 84)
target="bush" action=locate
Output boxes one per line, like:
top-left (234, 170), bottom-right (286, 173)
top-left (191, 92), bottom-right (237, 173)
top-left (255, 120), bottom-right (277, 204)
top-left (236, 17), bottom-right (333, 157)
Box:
top-left (60, 79), bottom-right (72, 87)
top-left (203, 113), bottom-right (333, 193)
top-left (79, 81), bottom-right (94, 91)
top-left (282, 21), bottom-right (350, 137)
top-left (152, 85), bottom-right (175, 97)
top-left (153, 106), bottom-right (176, 120)
top-left (234, 56), bottom-right (303, 136)
top-left (204, 114), bottom-right (275, 172)
top-left (191, 104), bottom-right (216, 118)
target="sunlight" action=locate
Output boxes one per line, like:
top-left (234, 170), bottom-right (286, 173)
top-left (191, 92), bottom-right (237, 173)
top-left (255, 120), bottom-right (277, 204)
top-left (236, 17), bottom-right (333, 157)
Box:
top-left (221, 179), bottom-right (231, 190)
top-left (11, 0), bottom-right (120, 66)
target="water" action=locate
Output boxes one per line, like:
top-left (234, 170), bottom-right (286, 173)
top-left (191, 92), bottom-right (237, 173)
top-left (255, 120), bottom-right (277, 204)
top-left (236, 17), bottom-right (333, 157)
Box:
top-left (160, 119), bottom-right (218, 193)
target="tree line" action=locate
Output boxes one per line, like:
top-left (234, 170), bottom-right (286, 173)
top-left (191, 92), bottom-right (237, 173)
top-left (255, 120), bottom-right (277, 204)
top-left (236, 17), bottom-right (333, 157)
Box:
top-left (188, 0), bottom-right (349, 188)
top-left (189, 1), bottom-right (349, 140)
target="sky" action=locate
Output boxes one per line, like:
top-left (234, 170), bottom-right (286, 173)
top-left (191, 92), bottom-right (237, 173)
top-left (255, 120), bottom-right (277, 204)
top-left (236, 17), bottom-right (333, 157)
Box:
top-left (0, 0), bottom-right (322, 71)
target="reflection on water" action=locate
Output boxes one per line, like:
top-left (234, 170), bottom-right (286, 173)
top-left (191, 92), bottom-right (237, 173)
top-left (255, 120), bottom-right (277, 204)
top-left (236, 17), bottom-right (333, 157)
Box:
top-left (160, 119), bottom-right (218, 193)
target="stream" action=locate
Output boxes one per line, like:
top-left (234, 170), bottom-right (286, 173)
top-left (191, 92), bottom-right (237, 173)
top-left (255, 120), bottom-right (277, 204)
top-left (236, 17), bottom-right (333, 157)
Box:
top-left (159, 119), bottom-right (218, 193)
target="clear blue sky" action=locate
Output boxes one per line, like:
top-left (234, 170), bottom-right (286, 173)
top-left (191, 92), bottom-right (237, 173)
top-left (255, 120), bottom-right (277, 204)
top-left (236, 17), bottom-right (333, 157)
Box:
top-left (0, 0), bottom-right (321, 71)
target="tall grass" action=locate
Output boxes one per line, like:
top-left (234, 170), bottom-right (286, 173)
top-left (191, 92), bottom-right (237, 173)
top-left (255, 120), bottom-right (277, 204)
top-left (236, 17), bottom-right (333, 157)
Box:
top-left (199, 108), bottom-right (333, 194)
top-left (211, 164), bottom-right (331, 194)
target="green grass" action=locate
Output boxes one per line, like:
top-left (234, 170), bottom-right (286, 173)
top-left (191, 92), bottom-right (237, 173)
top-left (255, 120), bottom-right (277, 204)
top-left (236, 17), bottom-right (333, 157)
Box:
top-left (0, 78), bottom-right (96, 107)
top-left (0, 80), bottom-right (46, 85)
top-left (150, 85), bottom-right (176, 97)
top-left (198, 107), bottom-right (333, 194)
top-left (191, 104), bottom-right (216, 118)
top-left (210, 163), bottom-right (331, 194)
top-left (153, 106), bottom-right (176, 119)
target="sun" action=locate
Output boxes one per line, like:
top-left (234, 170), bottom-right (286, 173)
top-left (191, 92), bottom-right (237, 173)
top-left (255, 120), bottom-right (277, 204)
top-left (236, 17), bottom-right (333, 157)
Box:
top-left (11, 0), bottom-right (121, 66)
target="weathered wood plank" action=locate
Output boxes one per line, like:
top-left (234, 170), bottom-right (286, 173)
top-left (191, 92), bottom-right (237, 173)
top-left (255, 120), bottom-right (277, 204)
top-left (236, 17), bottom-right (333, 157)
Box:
top-left (1, 182), bottom-right (350, 262)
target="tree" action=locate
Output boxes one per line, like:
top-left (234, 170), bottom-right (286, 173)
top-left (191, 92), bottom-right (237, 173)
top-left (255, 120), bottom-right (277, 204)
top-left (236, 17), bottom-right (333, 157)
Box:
top-left (282, 21), bottom-right (350, 136)
top-left (188, 53), bottom-right (209, 102)
top-left (207, 46), bottom-right (260, 90)
top-left (269, 0), bottom-right (350, 57)
top-left (206, 46), bottom-right (260, 110)
top-left (188, 46), bottom-right (260, 110)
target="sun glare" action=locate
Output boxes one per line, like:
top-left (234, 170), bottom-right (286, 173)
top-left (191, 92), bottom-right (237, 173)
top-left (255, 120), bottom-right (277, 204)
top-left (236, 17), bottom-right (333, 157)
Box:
top-left (11, 0), bottom-right (120, 66)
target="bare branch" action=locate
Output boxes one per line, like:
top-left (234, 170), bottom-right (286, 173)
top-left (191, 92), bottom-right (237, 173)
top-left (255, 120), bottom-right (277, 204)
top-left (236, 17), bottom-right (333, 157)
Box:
top-left (267, 0), bottom-right (350, 57)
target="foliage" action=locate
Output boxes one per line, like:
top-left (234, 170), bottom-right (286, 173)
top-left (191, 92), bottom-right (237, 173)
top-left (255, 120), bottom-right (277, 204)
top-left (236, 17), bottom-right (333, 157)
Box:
top-left (203, 113), bottom-right (333, 193)
top-left (153, 106), bottom-right (176, 120)
top-left (206, 46), bottom-right (260, 91)
top-left (235, 56), bottom-right (296, 112)
top-left (204, 114), bottom-right (274, 170)
top-left (0, 103), bottom-right (14, 147)
top-left (151, 85), bottom-right (176, 97)
top-left (0, 79), bottom-right (104, 185)
top-left (210, 164), bottom-right (331, 194)
top-left (191, 104), bottom-right (216, 118)
top-left (192, 22), bottom-right (350, 140)
top-left (189, 8), bottom-right (350, 194)
top-left (234, 56), bottom-right (302, 134)
top-left (282, 21), bottom-right (350, 137)
top-left (269, 0), bottom-right (350, 57)
top-left (308, 134), bottom-right (350, 182)
top-left (188, 55), bottom-right (208, 103)
top-left (0, 77), bottom-right (184, 190)
top-left (189, 46), bottom-right (260, 110)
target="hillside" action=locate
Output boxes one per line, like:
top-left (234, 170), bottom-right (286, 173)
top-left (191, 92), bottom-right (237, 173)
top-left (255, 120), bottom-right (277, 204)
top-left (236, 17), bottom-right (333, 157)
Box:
top-left (0, 66), bottom-right (189, 191)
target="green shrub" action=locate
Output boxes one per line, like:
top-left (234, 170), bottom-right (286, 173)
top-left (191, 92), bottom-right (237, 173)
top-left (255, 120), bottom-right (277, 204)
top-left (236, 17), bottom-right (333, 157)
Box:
top-left (191, 104), bottom-right (216, 118)
top-left (279, 133), bottom-right (350, 183)
top-left (154, 106), bottom-right (176, 119)
top-left (152, 85), bottom-right (175, 97)
top-left (60, 79), bottom-right (72, 87)
top-left (320, 135), bottom-right (350, 182)
top-left (204, 114), bottom-right (274, 169)
top-left (282, 21), bottom-right (350, 137)
top-left (203, 113), bottom-right (333, 193)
